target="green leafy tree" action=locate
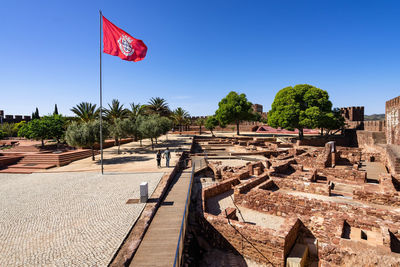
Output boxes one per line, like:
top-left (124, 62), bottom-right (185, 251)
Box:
top-left (134, 115), bottom-right (146, 146)
top-left (0, 122), bottom-right (17, 137)
top-left (65, 120), bottom-right (109, 160)
top-left (53, 104), bottom-right (59, 115)
top-left (319, 108), bottom-right (345, 135)
top-left (215, 91), bottom-right (255, 135)
top-left (71, 102), bottom-right (99, 122)
top-left (139, 115), bottom-right (166, 149)
top-left (18, 122), bottom-right (31, 140)
top-left (23, 119), bottom-right (48, 147)
top-left (44, 115), bottom-right (66, 144)
top-left (13, 121), bottom-right (26, 134)
top-left (109, 118), bottom-right (132, 154)
top-left (146, 97), bottom-right (171, 117)
top-left (205, 116), bottom-right (218, 137)
top-left (159, 116), bottom-right (172, 140)
top-left (18, 115), bottom-right (66, 146)
top-left (268, 84), bottom-right (334, 139)
top-left (196, 118), bottom-right (206, 135)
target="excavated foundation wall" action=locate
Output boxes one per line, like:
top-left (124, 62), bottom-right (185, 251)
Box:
top-left (234, 188), bottom-right (400, 265)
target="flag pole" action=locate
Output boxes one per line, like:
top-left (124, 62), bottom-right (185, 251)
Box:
top-left (99, 10), bottom-right (104, 174)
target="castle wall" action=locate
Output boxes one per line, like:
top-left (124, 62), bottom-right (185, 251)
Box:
top-left (341, 106), bottom-right (364, 122)
top-left (386, 96), bottom-right (400, 145)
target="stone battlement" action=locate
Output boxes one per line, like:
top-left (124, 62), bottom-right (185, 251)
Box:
top-left (341, 106), bottom-right (364, 122)
top-left (0, 110), bottom-right (31, 123)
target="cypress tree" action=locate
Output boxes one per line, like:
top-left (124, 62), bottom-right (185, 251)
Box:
top-left (35, 108), bottom-right (40, 119)
top-left (54, 104), bottom-right (59, 115)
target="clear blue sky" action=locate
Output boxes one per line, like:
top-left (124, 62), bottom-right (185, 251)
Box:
top-left (1, 0), bottom-right (399, 117)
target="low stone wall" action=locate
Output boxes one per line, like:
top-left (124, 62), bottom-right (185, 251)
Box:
top-left (234, 173), bottom-right (269, 195)
top-left (296, 135), bottom-right (350, 147)
top-left (203, 213), bottom-right (299, 266)
top-left (202, 178), bottom-right (240, 213)
top-left (337, 148), bottom-right (362, 164)
top-left (353, 174), bottom-right (400, 207)
top-left (247, 161), bottom-right (265, 175)
top-left (353, 186), bottom-right (400, 207)
top-left (272, 178), bottom-right (330, 196)
top-left (203, 178), bottom-right (240, 200)
top-left (234, 189), bottom-right (400, 232)
top-left (318, 168), bottom-right (366, 184)
top-left (270, 159), bottom-right (296, 173)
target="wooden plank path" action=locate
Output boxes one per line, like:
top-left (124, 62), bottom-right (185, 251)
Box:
top-left (130, 158), bottom-right (206, 267)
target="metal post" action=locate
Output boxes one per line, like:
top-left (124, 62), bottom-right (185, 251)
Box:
top-left (99, 10), bottom-right (104, 174)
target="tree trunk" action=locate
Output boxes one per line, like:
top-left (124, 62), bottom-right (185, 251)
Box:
top-left (298, 128), bottom-right (304, 140)
top-left (140, 139), bottom-right (142, 147)
top-left (199, 125), bottom-right (202, 135)
top-left (320, 128), bottom-right (323, 136)
top-left (151, 138), bottom-right (154, 150)
top-left (236, 121), bottom-right (240, 136)
top-left (91, 145), bottom-right (95, 161)
top-left (41, 139), bottom-right (44, 147)
top-left (118, 139), bottom-right (121, 154)
top-left (211, 129), bottom-right (215, 137)
top-left (155, 137), bottom-right (158, 144)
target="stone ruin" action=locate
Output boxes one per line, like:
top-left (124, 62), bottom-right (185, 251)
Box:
top-left (185, 135), bottom-right (400, 267)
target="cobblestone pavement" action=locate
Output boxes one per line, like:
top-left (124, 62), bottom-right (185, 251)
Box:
top-left (0, 172), bottom-right (163, 266)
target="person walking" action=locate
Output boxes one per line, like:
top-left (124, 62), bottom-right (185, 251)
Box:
top-left (156, 150), bottom-right (162, 168)
top-left (163, 147), bottom-right (171, 167)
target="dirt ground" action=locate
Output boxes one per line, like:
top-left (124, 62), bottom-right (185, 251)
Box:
top-left (43, 134), bottom-right (193, 173)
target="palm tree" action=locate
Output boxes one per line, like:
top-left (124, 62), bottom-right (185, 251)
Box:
top-left (147, 97), bottom-right (171, 117)
top-left (129, 102), bottom-right (145, 122)
top-left (104, 99), bottom-right (129, 121)
top-left (196, 118), bottom-right (206, 135)
top-left (71, 102), bottom-right (99, 122)
top-left (172, 107), bottom-right (190, 132)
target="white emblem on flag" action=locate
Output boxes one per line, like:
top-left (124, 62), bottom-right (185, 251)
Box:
top-left (118, 35), bottom-right (135, 56)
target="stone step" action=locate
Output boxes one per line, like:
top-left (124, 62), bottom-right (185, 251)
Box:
top-left (0, 168), bottom-right (34, 174)
top-left (7, 163), bottom-right (56, 169)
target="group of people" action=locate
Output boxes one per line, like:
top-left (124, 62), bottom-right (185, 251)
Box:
top-left (156, 147), bottom-right (171, 168)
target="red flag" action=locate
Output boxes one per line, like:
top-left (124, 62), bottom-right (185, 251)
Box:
top-left (102, 16), bottom-right (147, 62)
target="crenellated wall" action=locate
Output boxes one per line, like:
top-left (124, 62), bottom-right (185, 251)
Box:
top-left (341, 106), bottom-right (364, 122)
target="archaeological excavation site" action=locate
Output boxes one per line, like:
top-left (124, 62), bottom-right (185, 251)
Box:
top-left (180, 97), bottom-right (400, 267)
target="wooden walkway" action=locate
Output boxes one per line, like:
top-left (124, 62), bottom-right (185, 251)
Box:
top-left (130, 158), bottom-right (206, 267)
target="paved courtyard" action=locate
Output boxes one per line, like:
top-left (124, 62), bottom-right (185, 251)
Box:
top-left (0, 171), bottom-right (164, 266)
